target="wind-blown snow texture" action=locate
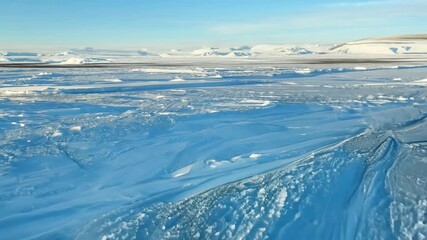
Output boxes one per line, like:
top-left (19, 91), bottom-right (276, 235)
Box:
top-left (0, 57), bottom-right (427, 239)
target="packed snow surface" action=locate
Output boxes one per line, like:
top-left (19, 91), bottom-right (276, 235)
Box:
top-left (0, 49), bottom-right (427, 239)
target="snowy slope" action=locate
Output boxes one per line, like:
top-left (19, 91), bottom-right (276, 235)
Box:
top-left (331, 34), bottom-right (427, 54)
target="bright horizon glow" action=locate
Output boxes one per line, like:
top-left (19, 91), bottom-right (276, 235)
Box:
top-left (1, 0), bottom-right (427, 51)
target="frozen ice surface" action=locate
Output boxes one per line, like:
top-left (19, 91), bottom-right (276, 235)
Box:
top-left (0, 57), bottom-right (426, 239)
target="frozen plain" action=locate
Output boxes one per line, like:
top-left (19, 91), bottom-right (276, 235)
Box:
top-left (1, 39), bottom-right (427, 239)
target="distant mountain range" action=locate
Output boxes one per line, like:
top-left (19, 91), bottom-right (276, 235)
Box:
top-left (1, 34), bottom-right (426, 64)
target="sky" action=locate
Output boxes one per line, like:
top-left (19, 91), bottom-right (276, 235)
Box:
top-left (1, 0), bottom-right (427, 50)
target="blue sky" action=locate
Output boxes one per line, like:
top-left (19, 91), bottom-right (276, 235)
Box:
top-left (1, 0), bottom-right (426, 50)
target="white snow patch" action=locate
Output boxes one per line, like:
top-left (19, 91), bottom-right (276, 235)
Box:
top-left (51, 131), bottom-right (63, 137)
top-left (258, 188), bottom-right (266, 198)
top-left (241, 99), bottom-right (271, 106)
top-left (414, 78), bottom-right (427, 83)
top-left (170, 77), bottom-right (186, 82)
top-left (101, 234), bottom-right (115, 240)
top-left (231, 156), bottom-right (242, 162)
top-left (209, 74), bottom-right (223, 79)
top-left (206, 159), bottom-right (229, 168)
top-left (354, 66), bottom-right (368, 71)
top-left (277, 189), bottom-right (288, 208)
top-left (38, 72), bottom-right (52, 76)
top-left (387, 66), bottom-right (400, 69)
top-left (249, 153), bottom-right (262, 159)
top-left (172, 164), bottom-right (193, 178)
top-left (283, 82), bottom-right (298, 85)
top-left (104, 78), bottom-right (122, 82)
top-left (294, 68), bottom-right (313, 74)
top-left (158, 112), bottom-right (176, 116)
top-left (136, 212), bottom-right (146, 221)
top-left (70, 126), bottom-right (82, 132)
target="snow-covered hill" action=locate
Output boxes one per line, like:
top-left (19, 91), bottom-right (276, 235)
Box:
top-left (331, 34), bottom-right (427, 54)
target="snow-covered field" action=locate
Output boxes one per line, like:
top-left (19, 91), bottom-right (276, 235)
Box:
top-left (1, 36), bottom-right (427, 239)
